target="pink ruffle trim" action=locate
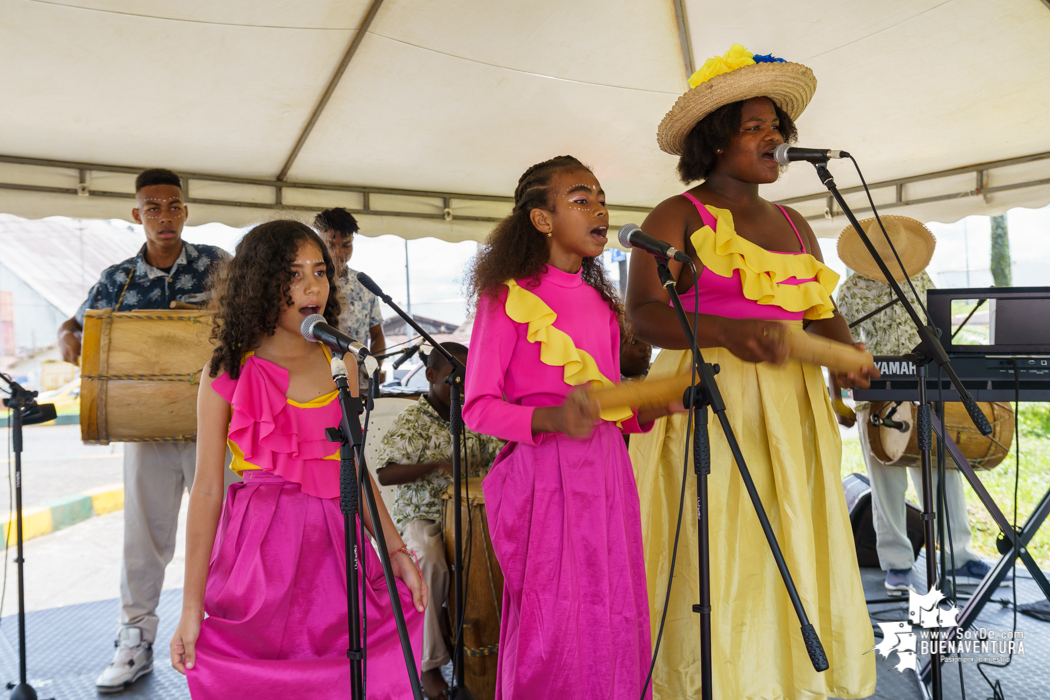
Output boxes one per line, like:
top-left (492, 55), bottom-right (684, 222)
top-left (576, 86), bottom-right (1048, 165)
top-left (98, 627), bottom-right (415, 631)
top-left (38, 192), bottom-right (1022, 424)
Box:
top-left (212, 356), bottom-right (342, 499)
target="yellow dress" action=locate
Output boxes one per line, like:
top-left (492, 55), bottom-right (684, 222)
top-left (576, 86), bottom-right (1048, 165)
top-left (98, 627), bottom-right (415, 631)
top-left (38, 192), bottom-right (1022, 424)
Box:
top-left (629, 206), bottom-right (876, 699)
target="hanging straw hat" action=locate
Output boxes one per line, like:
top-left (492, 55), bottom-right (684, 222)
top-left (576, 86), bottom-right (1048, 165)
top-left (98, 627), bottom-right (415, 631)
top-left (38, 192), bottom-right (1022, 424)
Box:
top-left (837, 216), bottom-right (936, 283)
top-left (657, 44), bottom-right (817, 156)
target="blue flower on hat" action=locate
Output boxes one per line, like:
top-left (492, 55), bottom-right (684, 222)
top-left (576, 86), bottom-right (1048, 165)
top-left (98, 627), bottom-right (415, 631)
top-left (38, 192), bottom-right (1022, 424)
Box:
top-left (752, 54), bottom-right (786, 64)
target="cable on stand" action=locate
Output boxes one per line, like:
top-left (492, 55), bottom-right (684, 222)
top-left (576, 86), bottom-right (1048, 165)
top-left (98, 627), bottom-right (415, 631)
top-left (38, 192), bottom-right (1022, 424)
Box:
top-left (647, 255), bottom-right (830, 699)
top-left (806, 158), bottom-right (1022, 700)
top-left (355, 272), bottom-right (475, 700)
top-left (0, 372), bottom-right (57, 700)
top-left (324, 356), bottom-right (424, 700)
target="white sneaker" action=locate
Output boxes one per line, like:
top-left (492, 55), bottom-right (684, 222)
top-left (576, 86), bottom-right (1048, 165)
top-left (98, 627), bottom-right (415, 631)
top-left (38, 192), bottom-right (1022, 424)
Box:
top-left (96, 627), bottom-right (153, 693)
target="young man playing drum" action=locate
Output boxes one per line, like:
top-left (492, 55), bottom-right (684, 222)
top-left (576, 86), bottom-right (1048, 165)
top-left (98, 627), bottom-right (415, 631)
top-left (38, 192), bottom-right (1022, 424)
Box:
top-left (376, 342), bottom-right (503, 700)
top-left (57, 168), bottom-right (230, 692)
top-left (833, 215), bottom-right (1007, 594)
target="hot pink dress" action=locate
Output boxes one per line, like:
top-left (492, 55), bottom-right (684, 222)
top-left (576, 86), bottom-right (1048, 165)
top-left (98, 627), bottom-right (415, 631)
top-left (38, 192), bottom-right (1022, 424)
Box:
top-left (186, 351), bottom-right (424, 699)
top-left (464, 266), bottom-right (653, 700)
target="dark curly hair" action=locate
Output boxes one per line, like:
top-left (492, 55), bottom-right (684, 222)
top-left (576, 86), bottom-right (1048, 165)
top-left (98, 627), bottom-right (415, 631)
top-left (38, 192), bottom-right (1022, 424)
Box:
top-left (466, 155), bottom-right (622, 319)
top-left (677, 99), bottom-right (798, 183)
top-left (135, 168), bottom-right (182, 192)
top-left (208, 220), bottom-right (341, 379)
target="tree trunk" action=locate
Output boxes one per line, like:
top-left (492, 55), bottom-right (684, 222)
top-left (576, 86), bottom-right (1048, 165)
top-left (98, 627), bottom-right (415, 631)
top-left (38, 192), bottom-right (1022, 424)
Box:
top-left (990, 214), bottom-right (1012, 287)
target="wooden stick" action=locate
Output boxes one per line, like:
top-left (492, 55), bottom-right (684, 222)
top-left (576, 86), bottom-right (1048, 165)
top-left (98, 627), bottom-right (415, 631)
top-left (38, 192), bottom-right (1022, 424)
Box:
top-left (588, 332), bottom-right (872, 414)
top-left (590, 373), bottom-right (694, 415)
top-left (786, 328), bottom-right (873, 375)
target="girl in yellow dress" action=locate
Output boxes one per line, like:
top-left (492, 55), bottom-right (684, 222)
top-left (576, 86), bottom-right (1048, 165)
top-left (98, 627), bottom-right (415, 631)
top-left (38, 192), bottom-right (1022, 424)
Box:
top-left (625, 45), bottom-right (877, 699)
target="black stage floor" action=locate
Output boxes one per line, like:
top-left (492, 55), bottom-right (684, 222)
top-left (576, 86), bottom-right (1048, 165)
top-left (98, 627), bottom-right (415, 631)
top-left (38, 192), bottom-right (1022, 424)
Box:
top-left (0, 568), bottom-right (1046, 700)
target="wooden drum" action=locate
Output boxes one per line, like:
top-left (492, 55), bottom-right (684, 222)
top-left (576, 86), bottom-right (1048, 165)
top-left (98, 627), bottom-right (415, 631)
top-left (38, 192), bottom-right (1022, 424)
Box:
top-left (441, 478), bottom-right (503, 700)
top-left (867, 401), bottom-right (1014, 470)
top-left (79, 309), bottom-right (215, 444)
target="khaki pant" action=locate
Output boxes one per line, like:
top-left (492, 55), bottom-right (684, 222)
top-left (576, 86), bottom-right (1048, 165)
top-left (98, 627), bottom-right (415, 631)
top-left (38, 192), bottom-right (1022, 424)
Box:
top-left (401, 519), bottom-right (449, 672)
top-left (118, 442), bottom-right (238, 644)
top-left (857, 406), bottom-right (978, 571)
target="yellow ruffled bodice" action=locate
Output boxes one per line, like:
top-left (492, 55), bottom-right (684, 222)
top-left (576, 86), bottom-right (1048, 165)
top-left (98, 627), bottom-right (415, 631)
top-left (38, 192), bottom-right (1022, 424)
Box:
top-left (690, 204), bottom-right (839, 320)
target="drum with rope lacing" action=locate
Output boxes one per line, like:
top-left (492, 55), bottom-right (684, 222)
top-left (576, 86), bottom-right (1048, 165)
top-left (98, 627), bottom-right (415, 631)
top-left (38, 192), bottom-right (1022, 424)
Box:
top-left (79, 308), bottom-right (214, 444)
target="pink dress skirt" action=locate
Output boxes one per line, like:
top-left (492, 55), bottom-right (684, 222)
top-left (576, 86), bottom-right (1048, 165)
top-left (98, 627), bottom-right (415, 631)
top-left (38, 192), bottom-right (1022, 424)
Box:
top-left (187, 472), bottom-right (423, 699)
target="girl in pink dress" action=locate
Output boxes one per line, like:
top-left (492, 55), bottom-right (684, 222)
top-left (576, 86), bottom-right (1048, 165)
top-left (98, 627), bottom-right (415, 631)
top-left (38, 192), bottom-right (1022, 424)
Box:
top-left (170, 220), bottom-right (425, 699)
top-left (463, 156), bottom-right (682, 699)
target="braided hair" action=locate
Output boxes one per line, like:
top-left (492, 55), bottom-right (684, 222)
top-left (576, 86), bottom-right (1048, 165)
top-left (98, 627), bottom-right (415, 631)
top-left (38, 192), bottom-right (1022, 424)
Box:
top-left (466, 155), bottom-right (622, 320)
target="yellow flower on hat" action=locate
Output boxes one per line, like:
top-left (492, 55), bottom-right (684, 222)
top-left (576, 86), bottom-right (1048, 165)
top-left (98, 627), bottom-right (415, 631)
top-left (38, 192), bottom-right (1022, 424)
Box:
top-left (688, 43), bottom-right (755, 89)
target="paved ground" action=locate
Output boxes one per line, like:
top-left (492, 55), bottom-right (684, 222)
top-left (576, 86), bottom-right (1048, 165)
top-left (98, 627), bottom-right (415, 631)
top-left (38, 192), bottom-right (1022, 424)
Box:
top-left (0, 423), bottom-right (123, 511)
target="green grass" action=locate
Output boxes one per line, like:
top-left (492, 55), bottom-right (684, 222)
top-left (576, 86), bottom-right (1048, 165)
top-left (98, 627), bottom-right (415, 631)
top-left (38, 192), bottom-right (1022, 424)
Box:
top-left (841, 425), bottom-right (1050, 569)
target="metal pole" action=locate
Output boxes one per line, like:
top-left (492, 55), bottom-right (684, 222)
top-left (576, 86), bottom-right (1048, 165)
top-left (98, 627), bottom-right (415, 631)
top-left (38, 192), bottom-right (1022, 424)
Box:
top-left (404, 239), bottom-right (413, 339)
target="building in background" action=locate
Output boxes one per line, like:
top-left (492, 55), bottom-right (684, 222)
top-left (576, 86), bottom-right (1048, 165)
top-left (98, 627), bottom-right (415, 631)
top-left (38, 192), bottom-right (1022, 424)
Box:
top-left (0, 214), bottom-right (141, 386)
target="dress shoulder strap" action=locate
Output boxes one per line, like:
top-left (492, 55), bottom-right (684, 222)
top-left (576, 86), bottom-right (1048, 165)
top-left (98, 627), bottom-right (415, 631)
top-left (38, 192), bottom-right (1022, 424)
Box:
top-left (680, 192), bottom-right (718, 230)
top-left (775, 204), bottom-right (806, 253)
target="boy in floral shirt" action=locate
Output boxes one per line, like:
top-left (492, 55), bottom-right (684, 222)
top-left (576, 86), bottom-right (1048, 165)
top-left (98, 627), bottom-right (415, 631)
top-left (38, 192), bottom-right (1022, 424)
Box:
top-left (376, 342), bottom-right (503, 699)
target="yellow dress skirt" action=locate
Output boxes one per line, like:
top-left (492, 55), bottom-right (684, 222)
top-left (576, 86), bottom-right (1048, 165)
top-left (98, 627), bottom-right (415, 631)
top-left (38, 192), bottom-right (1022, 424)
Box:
top-left (630, 341), bottom-right (876, 699)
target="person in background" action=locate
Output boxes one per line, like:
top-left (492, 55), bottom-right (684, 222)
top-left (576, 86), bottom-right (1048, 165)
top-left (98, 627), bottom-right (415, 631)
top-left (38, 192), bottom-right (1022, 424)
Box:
top-left (56, 168), bottom-right (230, 693)
top-left (314, 207), bottom-right (386, 387)
top-left (834, 216), bottom-right (1004, 594)
top-left (621, 327), bottom-right (653, 380)
top-left (376, 341), bottom-right (504, 700)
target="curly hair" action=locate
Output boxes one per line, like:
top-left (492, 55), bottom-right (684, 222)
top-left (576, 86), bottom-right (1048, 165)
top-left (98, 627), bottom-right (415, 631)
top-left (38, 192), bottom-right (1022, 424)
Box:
top-left (465, 155), bottom-right (622, 319)
top-left (208, 220), bottom-right (341, 379)
top-left (677, 99), bottom-right (798, 183)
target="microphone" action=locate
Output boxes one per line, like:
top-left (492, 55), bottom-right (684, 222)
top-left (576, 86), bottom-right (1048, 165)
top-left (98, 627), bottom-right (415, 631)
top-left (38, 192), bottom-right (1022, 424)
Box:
top-left (772, 144), bottom-right (849, 165)
top-left (392, 344), bottom-right (422, 370)
top-left (356, 272), bottom-right (389, 302)
top-left (617, 224), bottom-right (690, 264)
top-left (300, 314), bottom-right (379, 374)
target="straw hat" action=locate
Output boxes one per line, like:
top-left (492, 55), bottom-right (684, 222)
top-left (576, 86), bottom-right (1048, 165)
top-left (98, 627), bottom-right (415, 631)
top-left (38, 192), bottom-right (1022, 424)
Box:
top-left (658, 44), bottom-right (817, 156)
top-left (837, 216), bottom-right (936, 283)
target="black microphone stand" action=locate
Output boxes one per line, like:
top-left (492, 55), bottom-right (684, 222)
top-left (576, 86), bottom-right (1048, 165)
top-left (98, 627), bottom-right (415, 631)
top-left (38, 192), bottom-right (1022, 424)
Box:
top-left (324, 359), bottom-right (424, 700)
top-left (0, 373), bottom-right (56, 700)
top-left (653, 259), bottom-right (829, 700)
top-left (356, 273), bottom-right (474, 700)
top-left (810, 161), bottom-right (998, 700)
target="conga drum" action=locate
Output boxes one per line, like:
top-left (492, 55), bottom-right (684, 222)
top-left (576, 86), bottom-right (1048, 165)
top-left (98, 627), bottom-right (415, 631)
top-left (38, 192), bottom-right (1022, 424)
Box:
top-left (867, 401), bottom-right (1014, 470)
top-left (442, 478), bottom-right (502, 700)
top-left (79, 309), bottom-right (215, 444)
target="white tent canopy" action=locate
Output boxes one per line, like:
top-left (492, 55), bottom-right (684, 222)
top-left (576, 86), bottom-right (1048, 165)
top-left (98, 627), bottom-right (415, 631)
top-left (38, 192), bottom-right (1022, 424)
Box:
top-left (2, 0), bottom-right (1049, 241)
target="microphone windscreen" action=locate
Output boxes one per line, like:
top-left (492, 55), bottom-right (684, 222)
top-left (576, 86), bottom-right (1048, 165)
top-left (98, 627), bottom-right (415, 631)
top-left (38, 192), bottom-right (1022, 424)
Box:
top-left (617, 223), bottom-right (640, 249)
top-left (300, 313), bottom-right (326, 342)
top-left (356, 271), bottom-right (383, 296)
top-left (773, 143), bottom-right (792, 166)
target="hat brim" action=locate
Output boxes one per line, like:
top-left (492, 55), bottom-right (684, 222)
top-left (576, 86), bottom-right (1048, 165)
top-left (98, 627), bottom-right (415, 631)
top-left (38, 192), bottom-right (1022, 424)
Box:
top-left (657, 62), bottom-right (817, 156)
top-left (837, 216), bottom-right (937, 283)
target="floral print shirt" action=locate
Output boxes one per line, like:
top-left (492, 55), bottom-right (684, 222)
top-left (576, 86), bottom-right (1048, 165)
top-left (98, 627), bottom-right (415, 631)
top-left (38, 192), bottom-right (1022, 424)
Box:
top-left (377, 395), bottom-right (504, 531)
top-left (336, 266), bottom-right (384, 347)
top-left (836, 270), bottom-right (934, 409)
top-left (75, 242), bottom-right (229, 325)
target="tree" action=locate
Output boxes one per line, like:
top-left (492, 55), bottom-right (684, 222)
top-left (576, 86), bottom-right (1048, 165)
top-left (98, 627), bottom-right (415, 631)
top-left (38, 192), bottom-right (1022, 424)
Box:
top-left (990, 214), bottom-right (1012, 287)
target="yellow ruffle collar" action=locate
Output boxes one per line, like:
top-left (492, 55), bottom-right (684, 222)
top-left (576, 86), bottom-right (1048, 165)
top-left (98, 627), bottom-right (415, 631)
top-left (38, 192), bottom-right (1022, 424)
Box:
top-left (690, 205), bottom-right (839, 320)
top-left (503, 279), bottom-right (632, 424)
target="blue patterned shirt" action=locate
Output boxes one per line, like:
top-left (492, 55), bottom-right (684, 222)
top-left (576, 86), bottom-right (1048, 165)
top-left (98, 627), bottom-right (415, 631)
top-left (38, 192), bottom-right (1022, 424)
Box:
top-left (75, 242), bottom-right (229, 325)
top-left (336, 266), bottom-right (384, 346)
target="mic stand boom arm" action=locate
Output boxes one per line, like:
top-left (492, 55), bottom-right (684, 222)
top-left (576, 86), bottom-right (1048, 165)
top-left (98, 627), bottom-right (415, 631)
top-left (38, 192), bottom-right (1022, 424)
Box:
top-left (653, 259), bottom-right (829, 700)
top-left (811, 161), bottom-right (1013, 699)
top-left (356, 273), bottom-right (474, 698)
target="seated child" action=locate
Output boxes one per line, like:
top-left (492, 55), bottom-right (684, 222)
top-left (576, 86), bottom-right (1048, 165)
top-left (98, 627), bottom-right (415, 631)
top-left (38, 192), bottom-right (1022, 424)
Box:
top-left (376, 342), bottom-right (504, 700)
